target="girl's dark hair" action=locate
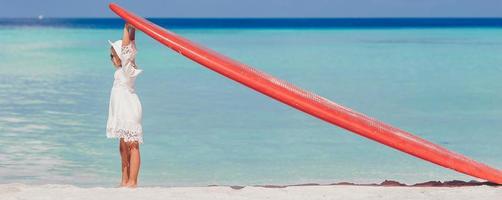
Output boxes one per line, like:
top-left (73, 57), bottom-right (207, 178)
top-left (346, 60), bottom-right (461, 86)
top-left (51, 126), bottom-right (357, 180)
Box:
top-left (110, 47), bottom-right (122, 66)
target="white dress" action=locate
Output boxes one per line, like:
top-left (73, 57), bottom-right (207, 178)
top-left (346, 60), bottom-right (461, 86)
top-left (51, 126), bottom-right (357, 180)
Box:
top-left (106, 41), bottom-right (144, 143)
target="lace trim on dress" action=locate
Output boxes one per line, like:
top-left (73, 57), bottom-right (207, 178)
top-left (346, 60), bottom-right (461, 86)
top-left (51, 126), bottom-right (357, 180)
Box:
top-left (107, 129), bottom-right (143, 144)
top-left (106, 120), bottom-right (143, 143)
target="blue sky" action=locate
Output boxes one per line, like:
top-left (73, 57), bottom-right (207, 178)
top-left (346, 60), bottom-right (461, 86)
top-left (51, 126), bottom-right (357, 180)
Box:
top-left (2, 0), bottom-right (502, 18)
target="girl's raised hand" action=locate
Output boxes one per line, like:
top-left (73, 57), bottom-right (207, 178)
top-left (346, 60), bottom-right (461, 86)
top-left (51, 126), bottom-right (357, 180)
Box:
top-left (125, 23), bottom-right (135, 30)
top-left (122, 23), bottom-right (136, 46)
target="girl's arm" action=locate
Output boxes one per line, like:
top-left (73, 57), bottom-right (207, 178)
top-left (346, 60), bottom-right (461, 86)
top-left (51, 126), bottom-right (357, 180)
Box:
top-left (129, 25), bottom-right (135, 41)
top-left (122, 23), bottom-right (135, 46)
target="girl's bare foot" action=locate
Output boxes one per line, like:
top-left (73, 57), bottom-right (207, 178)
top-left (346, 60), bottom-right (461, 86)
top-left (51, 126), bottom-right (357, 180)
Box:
top-left (125, 181), bottom-right (137, 188)
top-left (120, 181), bottom-right (128, 187)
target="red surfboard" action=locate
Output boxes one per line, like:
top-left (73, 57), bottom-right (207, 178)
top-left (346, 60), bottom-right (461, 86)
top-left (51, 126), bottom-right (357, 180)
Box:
top-left (109, 3), bottom-right (502, 184)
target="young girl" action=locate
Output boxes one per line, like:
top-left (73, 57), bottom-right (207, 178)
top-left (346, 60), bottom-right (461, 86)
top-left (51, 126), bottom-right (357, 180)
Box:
top-left (106, 23), bottom-right (143, 188)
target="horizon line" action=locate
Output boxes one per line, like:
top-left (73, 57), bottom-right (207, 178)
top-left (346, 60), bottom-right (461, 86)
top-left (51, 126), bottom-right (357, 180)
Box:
top-left (2, 17), bottom-right (502, 20)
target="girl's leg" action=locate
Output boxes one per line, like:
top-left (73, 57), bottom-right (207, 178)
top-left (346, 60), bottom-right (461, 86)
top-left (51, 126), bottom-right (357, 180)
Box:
top-left (119, 138), bottom-right (130, 186)
top-left (126, 141), bottom-right (141, 187)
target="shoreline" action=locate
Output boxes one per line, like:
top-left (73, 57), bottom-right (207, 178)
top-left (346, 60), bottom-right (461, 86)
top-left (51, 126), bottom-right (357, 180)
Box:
top-left (2, 179), bottom-right (500, 189)
top-left (240, 180), bottom-right (501, 189)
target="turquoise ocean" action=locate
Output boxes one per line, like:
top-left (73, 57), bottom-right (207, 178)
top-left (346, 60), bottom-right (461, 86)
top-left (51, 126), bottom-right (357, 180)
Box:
top-left (0, 19), bottom-right (501, 187)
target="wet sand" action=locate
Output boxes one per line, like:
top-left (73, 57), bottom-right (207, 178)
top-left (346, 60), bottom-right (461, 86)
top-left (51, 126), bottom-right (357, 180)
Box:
top-left (249, 179), bottom-right (500, 188)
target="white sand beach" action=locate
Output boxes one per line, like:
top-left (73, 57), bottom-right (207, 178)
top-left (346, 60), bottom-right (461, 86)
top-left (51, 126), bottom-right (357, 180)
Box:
top-left (1, 184), bottom-right (500, 200)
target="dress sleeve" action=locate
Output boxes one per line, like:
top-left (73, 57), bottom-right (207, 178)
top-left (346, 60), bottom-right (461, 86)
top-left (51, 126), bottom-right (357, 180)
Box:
top-left (120, 41), bottom-right (143, 77)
